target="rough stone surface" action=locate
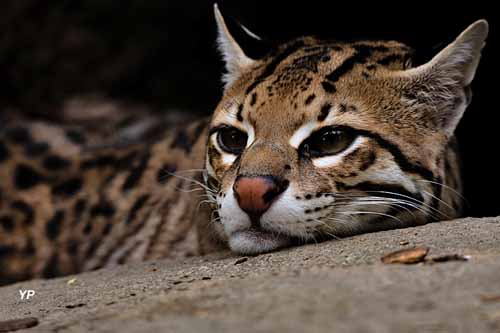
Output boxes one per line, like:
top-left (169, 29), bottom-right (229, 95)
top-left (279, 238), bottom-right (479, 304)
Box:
top-left (1, 217), bottom-right (500, 332)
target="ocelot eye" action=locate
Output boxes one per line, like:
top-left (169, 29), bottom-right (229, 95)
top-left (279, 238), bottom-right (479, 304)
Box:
top-left (301, 127), bottom-right (356, 158)
top-left (217, 127), bottom-right (248, 154)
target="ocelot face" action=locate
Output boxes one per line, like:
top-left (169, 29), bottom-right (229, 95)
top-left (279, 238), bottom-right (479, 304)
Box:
top-left (205, 6), bottom-right (486, 254)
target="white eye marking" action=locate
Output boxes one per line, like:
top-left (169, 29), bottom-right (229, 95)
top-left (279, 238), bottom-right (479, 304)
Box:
top-left (222, 153), bottom-right (237, 165)
top-left (312, 136), bottom-right (366, 168)
top-left (244, 123), bottom-right (255, 148)
top-left (289, 122), bottom-right (318, 149)
top-left (210, 134), bottom-right (237, 166)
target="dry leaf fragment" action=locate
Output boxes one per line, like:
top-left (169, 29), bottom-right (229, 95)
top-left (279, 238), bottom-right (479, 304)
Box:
top-left (381, 247), bottom-right (429, 264)
top-left (480, 294), bottom-right (500, 303)
top-left (67, 278), bottom-right (77, 285)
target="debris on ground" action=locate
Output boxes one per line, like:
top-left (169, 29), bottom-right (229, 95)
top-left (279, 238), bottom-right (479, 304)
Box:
top-left (234, 257), bottom-right (249, 265)
top-left (381, 247), bottom-right (429, 264)
top-left (0, 317), bottom-right (39, 332)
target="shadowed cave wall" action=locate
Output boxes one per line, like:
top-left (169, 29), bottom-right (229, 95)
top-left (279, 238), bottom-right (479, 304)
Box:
top-left (0, 0), bottom-right (497, 217)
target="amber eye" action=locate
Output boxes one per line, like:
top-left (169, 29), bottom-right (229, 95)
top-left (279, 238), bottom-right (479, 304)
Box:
top-left (301, 127), bottom-right (356, 158)
top-left (217, 127), bottom-right (248, 154)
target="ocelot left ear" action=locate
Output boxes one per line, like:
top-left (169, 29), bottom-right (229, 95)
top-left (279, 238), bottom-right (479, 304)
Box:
top-left (396, 20), bottom-right (489, 136)
top-left (214, 4), bottom-right (267, 90)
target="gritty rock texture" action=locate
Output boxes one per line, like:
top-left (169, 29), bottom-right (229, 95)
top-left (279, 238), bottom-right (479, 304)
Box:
top-left (1, 217), bottom-right (500, 332)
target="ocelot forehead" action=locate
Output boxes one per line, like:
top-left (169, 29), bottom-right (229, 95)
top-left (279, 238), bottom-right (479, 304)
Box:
top-left (218, 37), bottom-right (414, 136)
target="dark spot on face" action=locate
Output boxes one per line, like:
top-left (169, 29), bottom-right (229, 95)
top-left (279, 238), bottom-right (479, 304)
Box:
top-left (284, 164), bottom-right (291, 170)
top-left (360, 151), bottom-right (377, 171)
top-left (347, 105), bottom-right (358, 113)
top-left (14, 164), bottom-right (44, 190)
top-left (122, 152), bottom-right (150, 191)
top-left (236, 104), bottom-right (244, 122)
top-left (0, 216), bottom-right (15, 232)
top-left (52, 178), bottom-right (83, 197)
top-left (0, 141), bottom-right (9, 162)
top-left (157, 163), bottom-right (177, 184)
top-left (316, 193), bottom-right (323, 198)
top-left (314, 207), bottom-right (321, 212)
top-left (5, 127), bottom-right (31, 144)
top-left (24, 142), bottom-right (50, 157)
top-left (321, 81), bottom-right (336, 93)
top-left (46, 210), bottom-right (65, 240)
top-left (318, 103), bottom-right (331, 121)
top-left (43, 155), bottom-right (71, 171)
top-left (305, 209), bottom-right (312, 214)
top-left (65, 130), bottom-right (87, 145)
top-left (90, 202), bottom-right (116, 218)
top-left (338, 104), bottom-right (347, 113)
top-left (126, 195), bottom-right (149, 224)
top-left (11, 200), bottom-right (35, 225)
top-left (305, 194), bottom-right (312, 200)
top-left (366, 64), bottom-right (377, 70)
top-left (250, 92), bottom-right (257, 106)
top-left (295, 196), bottom-right (301, 200)
top-left (362, 72), bottom-right (370, 79)
top-left (305, 94), bottom-right (316, 105)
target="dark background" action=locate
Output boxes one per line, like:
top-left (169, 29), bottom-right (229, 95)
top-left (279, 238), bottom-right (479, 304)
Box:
top-left (0, 0), bottom-right (497, 217)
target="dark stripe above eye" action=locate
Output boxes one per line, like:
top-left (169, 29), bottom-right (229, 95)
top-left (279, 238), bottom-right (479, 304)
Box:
top-left (318, 103), bottom-right (331, 121)
top-left (236, 104), bottom-right (244, 122)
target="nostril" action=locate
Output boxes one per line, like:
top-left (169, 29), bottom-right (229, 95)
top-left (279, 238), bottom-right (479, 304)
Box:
top-left (263, 179), bottom-right (289, 204)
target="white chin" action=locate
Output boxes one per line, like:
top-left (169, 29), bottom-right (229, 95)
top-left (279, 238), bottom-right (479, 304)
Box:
top-left (228, 230), bottom-right (292, 255)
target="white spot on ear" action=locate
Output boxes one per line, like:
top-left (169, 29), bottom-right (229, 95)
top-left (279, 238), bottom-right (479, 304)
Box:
top-left (312, 136), bottom-right (366, 168)
top-left (289, 122), bottom-right (318, 149)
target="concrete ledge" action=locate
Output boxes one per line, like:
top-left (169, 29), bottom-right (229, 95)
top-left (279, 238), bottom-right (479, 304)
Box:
top-left (1, 217), bottom-right (499, 332)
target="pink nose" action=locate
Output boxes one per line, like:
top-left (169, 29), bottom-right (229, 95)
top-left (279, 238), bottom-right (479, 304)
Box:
top-left (233, 176), bottom-right (289, 219)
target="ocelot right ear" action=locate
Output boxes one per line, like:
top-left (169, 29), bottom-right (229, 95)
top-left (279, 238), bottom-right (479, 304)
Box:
top-left (214, 4), bottom-right (270, 90)
top-left (394, 20), bottom-right (489, 137)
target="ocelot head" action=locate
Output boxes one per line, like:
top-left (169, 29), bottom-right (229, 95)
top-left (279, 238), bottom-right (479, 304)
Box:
top-left (205, 5), bottom-right (488, 254)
